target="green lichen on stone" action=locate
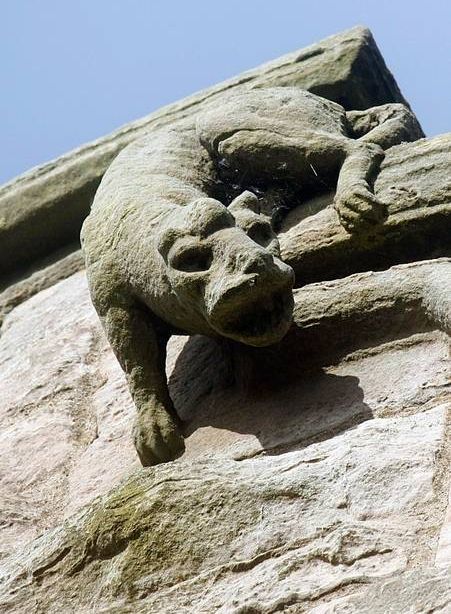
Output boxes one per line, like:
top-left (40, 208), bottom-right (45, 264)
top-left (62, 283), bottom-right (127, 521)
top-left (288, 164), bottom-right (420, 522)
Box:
top-left (62, 468), bottom-right (262, 599)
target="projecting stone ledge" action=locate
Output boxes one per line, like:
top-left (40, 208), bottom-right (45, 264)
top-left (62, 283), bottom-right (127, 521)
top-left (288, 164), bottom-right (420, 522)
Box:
top-left (0, 26), bottom-right (410, 279)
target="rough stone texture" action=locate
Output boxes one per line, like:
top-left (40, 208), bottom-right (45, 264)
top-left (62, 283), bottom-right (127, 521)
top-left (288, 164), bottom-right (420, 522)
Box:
top-left (0, 404), bottom-right (448, 612)
top-left (0, 259), bottom-right (449, 611)
top-left (0, 247), bottom-right (83, 328)
top-left (0, 26), bottom-right (412, 279)
top-left (309, 568), bottom-right (451, 613)
top-left (81, 87), bottom-right (425, 466)
top-left (0, 271), bottom-right (138, 558)
top-left (436, 481), bottom-right (451, 568)
top-left (280, 133), bottom-right (451, 283)
top-left (0, 28), bottom-right (449, 614)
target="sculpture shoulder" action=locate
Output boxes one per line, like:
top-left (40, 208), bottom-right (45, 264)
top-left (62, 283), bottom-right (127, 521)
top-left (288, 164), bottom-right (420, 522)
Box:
top-left (90, 122), bottom-right (215, 221)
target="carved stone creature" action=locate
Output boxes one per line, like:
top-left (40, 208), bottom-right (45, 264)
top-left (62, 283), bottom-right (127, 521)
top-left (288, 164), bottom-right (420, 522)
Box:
top-left (81, 87), bottom-right (423, 466)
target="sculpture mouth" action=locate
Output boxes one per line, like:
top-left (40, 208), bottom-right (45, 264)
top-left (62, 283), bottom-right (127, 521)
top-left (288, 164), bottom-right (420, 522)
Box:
top-left (213, 287), bottom-right (294, 346)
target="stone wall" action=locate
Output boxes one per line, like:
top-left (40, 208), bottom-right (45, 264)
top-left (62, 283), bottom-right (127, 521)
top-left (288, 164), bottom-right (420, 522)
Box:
top-left (0, 27), bottom-right (449, 613)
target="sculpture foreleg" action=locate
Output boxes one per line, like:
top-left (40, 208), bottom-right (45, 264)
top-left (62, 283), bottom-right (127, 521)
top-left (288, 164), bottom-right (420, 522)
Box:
top-left (100, 296), bottom-right (185, 466)
top-left (334, 141), bottom-right (386, 232)
top-left (336, 104), bottom-right (424, 233)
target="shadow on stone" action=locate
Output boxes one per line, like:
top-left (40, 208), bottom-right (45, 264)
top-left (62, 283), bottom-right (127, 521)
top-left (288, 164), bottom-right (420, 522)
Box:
top-left (168, 333), bottom-right (373, 456)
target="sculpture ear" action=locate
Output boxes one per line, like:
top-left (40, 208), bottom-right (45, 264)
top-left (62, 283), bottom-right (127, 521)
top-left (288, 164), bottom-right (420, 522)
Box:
top-left (157, 228), bottom-right (182, 261)
top-left (228, 191), bottom-right (260, 216)
top-left (187, 197), bottom-right (235, 237)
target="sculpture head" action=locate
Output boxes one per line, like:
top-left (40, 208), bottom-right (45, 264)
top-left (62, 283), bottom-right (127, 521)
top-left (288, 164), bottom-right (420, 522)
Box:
top-left (158, 194), bottom-right (294, 346)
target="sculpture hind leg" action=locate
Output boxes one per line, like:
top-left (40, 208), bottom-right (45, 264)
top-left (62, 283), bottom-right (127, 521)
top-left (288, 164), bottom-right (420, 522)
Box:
top-left (346, 103), bottom-right (424, 149)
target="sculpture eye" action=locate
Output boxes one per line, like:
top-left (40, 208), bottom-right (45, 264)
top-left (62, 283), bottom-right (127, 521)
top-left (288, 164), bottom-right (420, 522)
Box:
top-left (247, 221), bottom-right (274, 247)
top-left (169, 245), bottom-right (213, 273)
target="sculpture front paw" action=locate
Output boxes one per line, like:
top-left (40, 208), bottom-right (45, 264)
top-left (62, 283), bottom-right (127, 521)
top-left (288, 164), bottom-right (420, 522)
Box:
top-left (133, 407), bottom-right (185, 467)
top-left (335, 184), bottom-right (387, 233)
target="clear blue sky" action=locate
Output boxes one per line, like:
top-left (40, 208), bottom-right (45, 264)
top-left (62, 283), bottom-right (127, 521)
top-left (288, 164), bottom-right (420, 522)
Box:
top-left (1, 0), bottom-right (450, 185)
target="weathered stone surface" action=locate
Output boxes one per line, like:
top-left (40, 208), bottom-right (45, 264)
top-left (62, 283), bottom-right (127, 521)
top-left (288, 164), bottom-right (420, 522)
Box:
top-left (280, 133), bottom-right (451, 284)
top-left (0, 257), bottom-right (449, 612)
top-left (81, 86), bottom-right (426, 467)
top-left (0, 271), bottom-right (139, 559)
top-left (0, 405), bottom-right (447, 612)
top-left (309, 568), bottom-right (451, 613)
top-left (0, 28), bottom-right (449, 614)
top-left (0, 248), bottom-right (83, 328)
top-left (0, 26), bottom-right (411, 278)
top-left (436, 473), bottom-right (451, 568)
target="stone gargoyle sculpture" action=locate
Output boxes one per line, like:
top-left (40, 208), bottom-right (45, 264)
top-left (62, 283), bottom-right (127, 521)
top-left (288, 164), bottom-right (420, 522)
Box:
top-left (81, 87), bottom-right (423, 466)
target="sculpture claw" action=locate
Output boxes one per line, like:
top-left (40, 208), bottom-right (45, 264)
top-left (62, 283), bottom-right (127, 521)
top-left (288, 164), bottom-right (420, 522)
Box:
top-left (133, 406), bottom-right (185, 467)
top-left (335, 184), bottom-right (387, 233)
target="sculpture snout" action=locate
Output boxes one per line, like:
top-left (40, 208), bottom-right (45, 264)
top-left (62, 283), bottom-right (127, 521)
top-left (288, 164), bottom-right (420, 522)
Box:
top-left (206, 236), bottom-right (295, 346)
top-left (227, 238), bottom-right (293, 286)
